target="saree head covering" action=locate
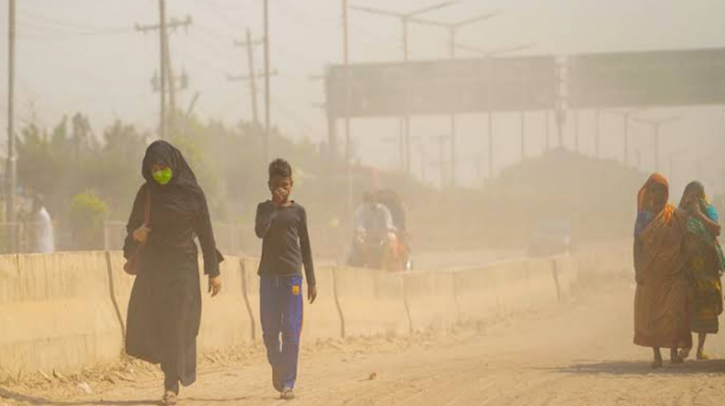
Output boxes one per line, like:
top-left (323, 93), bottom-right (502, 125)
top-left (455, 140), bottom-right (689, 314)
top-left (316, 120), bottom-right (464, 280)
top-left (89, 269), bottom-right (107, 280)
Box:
top-left (637, 173), bottom-right (669, 211)
top-left (634, 173), bottom-right (691, 349)
top-left (635, 173), bottom-right (670, 236)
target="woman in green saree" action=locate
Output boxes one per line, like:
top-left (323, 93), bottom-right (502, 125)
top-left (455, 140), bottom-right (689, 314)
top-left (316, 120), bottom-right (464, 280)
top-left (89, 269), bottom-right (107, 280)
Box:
top-left (678, 181), bottom-right (724, 360)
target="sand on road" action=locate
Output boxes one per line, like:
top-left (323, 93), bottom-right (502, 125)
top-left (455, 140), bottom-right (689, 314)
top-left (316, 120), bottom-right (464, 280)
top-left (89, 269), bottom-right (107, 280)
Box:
top-left (3, 279), bottom-right (725, 406)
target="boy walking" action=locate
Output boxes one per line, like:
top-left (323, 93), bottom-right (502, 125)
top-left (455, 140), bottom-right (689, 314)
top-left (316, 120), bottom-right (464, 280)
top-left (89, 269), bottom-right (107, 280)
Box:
top-left (255, 159), bottom-right (317, 400)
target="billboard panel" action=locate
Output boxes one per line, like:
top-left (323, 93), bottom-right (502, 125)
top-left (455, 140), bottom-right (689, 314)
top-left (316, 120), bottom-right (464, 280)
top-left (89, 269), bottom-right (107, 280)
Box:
top-left (569, 48), bottom-right (725, 108)
top-left (325, 56), bottom-right (557, 118)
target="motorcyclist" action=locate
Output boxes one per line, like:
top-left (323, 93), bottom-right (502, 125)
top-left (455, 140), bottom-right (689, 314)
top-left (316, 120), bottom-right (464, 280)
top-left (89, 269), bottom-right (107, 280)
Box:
top-left (354, 192), bottom-right (395, 243)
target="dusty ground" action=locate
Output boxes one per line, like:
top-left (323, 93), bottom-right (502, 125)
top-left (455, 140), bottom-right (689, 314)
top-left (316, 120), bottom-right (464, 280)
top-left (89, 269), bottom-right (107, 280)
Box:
top-left (3, 279), bottom-right (725, 406)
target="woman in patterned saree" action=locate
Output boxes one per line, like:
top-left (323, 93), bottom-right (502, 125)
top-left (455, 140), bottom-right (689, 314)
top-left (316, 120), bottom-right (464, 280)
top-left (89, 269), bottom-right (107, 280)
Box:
top-left (678, 181), bottom-right (724, 360)
top-left (633, 173), bottom-right (692, 368)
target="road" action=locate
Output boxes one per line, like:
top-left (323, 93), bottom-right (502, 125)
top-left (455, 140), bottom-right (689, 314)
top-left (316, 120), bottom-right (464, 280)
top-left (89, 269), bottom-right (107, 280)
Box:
top-left (3, 279), bottom-right (725, 406)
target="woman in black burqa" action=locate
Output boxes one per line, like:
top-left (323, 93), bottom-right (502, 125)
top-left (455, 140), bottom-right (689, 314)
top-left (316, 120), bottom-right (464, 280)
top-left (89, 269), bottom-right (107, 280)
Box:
top-left (123, 141), bottom-right (223, 405)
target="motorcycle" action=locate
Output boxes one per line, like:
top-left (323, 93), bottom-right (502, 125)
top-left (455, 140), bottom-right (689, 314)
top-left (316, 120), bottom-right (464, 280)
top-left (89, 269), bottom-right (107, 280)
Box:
top-left (348, 229), bottom-right (411, 272)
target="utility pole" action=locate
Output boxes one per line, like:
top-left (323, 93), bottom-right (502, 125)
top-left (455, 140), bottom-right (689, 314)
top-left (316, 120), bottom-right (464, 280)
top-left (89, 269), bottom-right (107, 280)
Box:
top-left (158, 0), bottom-right (167, 139)
top-left (573, 110), bottom-right (580, 153)
top-left (136, 10), bottom-right (192, 139)
top-left (350, 1), bottom-right (458, 175)
top-left (519, 60), bottom-right (527, 161)
top-left (668, 150), bottom-right (690, 182)
top-left (455, 43), bottom-right (534, 180)
top-left (410, 11), bottom-right (499, 186)
top-left (520, 109), bottom-right (525, 161)
top-left (231, 29), bottom-right (264, 125)
top-left (343, 0), bottom-right (351, 164)
top-left (594, 109), bottom-right (601, 158)
top-left (263, 0), bottom-right (272, 162)
top-left (545, 110), bottom-right (551, 151)
top-left (418, 145), bottom-right (428, 183)
top-left (604, 109), bottom-right (644, 167)
top-left (423, 135), bottom-right (451, 187)
top-left (555, 58), bottom-right (566, 149)
top-left (631, 116), bottom-right (682, 173)
top-left (7, 0), bottom-right (16, 225)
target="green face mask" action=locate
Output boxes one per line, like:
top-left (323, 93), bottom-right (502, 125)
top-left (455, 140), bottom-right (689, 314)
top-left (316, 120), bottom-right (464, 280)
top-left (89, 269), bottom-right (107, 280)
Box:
top-left (152, 167), bottom-right (173, 185)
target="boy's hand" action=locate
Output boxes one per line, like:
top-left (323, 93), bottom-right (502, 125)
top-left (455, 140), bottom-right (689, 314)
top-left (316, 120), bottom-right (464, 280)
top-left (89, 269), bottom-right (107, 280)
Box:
top-left (308, 284), bottom-right (317, 304)
top-left (208, 275), bottom-right (222, 297)
top-left (272, 188), bottom-right (289, 206)
top-left (133, 225), bottom-right (151, 243)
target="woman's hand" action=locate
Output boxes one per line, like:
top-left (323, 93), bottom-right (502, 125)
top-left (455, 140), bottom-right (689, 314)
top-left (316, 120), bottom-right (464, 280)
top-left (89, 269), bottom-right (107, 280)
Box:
top-left (132, 225), bottom-right (151, 243)
top-left (208, 275), bottom-right (222, 297)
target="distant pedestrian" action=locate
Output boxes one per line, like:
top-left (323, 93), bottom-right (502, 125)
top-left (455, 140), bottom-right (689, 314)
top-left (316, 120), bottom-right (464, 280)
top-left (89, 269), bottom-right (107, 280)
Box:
top-left (633, 173), bottom-right (691, 368)
top-left (255, 158), bottom-right (317, 400)
top-left (31, 196), bottom-right (55, 253)
top-left (677, 181), bottom-right (724, 360)
top-left (123, 141), bottom-right (223, 405)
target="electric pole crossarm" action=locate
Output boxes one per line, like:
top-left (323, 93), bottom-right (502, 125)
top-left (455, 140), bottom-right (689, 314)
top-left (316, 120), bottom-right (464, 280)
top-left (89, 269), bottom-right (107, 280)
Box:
top-left (349, 5), bottom-right (403, 19)
top-left (410, 11), bottom-right (499, 29)
top-left (227, 70), bottom-right (278, 82)
top-left (455, 43), bottom-right (534, 57)
top-left (450, 11), bottom-right (499, 27)
top-left (234, 39), bottom-right (264, 47)
top-left (350, 1), bottom-right (458, 20)
top-left (406, 1), bottom-right (458, 18)
top-left (135, 15), bottom-right (192, 33)
top-left (407, 17), bottom-right (449, 28)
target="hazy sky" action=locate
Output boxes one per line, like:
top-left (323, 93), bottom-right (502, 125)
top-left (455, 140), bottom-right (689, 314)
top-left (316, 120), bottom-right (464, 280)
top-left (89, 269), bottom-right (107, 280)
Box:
top-left (1, 0), bottom-right (724, 193)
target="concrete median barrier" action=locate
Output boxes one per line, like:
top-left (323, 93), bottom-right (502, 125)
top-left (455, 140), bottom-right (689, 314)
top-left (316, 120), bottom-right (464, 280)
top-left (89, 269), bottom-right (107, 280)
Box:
top-left (240, 257), bottom-right (262, 342)
top-left (491, 260), bottom-right (532, 316)
top-left (107, 252), bottom-right (255, 349)
top-left (453, 265), bottom-right (501, 323)
top-left (106, 250), bottom-right (132, 334)
top-left (552, 255), bottom-right (579, 300)
top-left (0, 248), bottom-right (633, 376)
top-left (0, 252), bottom-right (123, 375)
top-left (403, 271), bottom-right (457, 332)
top-left (528, 258), bottom-right (560, 305)
top-left (197, 256), bottom-right (254, 350)
top-left (302, 266), bottom-right (343, 341)
top-left (334, 267), bottom-right (409, 337)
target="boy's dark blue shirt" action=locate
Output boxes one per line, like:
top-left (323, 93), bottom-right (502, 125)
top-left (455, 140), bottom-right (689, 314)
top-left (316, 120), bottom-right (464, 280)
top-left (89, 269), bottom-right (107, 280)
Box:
top-left (255, 200), bottom-right (316, 286)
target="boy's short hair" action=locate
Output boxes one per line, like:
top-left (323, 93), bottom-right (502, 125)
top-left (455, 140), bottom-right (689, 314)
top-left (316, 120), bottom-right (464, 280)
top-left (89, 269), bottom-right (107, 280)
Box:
top-left (269, 158), bottom-right (292, 179)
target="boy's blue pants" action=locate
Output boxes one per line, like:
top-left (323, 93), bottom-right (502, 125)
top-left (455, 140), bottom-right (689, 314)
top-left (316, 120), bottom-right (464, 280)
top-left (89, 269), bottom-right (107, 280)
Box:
top-left (260, 275), bottom-right (303, 391)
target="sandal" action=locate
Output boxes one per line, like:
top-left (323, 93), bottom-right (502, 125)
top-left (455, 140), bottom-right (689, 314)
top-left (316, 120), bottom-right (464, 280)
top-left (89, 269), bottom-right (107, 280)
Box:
top-left (281, 387), bottom-right (296, 400)
top-left (162, 391), bottom-right (178, 405)
top-left (697, 351), bottom-right (711, 360)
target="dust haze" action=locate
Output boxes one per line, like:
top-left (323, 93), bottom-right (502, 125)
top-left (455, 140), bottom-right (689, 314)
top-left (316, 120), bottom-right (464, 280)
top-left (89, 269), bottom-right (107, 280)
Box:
top-left (2, 1), bottom-right (725, 405)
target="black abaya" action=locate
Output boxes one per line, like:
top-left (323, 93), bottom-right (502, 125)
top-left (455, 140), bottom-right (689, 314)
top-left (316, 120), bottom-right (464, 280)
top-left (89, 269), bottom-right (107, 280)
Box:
top-left (123, 141), bottom-right (221, 388)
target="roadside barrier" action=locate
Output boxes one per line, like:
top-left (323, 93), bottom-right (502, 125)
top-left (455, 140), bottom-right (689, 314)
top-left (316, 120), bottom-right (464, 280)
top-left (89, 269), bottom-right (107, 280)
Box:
top-left (0, 250), bottom-right (628, 375)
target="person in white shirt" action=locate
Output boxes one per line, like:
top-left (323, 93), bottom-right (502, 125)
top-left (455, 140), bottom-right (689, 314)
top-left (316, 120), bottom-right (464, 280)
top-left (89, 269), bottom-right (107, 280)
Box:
top-left (354, 192), bottom-right (394, 242)
top-left (32, 196), bottom-right (55, 253)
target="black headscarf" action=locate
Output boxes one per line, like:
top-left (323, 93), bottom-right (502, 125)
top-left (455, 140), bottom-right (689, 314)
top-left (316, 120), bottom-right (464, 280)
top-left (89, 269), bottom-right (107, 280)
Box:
top-left (142, 140), bottom-right (204, 216)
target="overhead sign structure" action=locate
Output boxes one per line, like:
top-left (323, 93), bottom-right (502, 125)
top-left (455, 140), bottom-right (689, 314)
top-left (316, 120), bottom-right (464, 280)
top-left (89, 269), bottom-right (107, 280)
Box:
top-left (568, 48), bottom-right (725, 109)
top-left (325, 56), bottom-right (557, 118)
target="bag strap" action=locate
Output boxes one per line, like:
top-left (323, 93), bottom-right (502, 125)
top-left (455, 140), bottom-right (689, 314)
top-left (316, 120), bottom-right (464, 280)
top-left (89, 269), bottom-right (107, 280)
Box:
top-left (143, 185), bottom-right (151, 226)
